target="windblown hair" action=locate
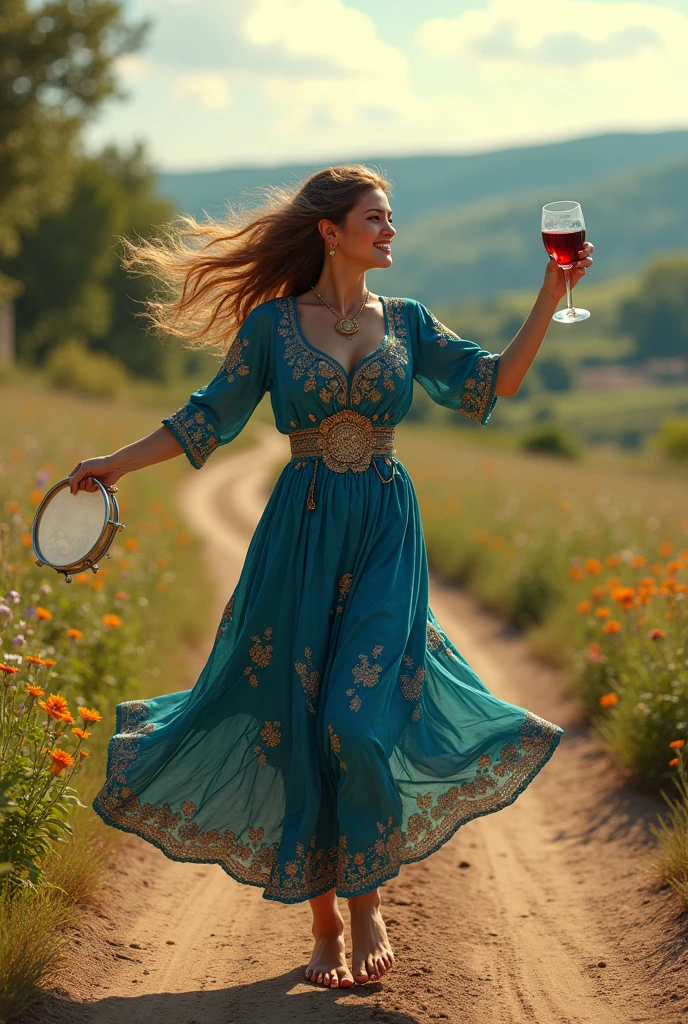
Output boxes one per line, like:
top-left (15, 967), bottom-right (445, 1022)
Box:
top-left (121, 163), bottom-right (392, 357)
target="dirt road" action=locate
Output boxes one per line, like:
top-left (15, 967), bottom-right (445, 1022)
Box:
top-left (31, 428), bottom-right (688, 1024)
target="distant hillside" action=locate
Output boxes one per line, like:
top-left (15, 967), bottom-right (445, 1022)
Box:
top-left (156, 130), bottom-right (688, 305)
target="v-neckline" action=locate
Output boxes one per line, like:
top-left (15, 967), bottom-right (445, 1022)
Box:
top-left (290, 294), bottom-right (390, 380)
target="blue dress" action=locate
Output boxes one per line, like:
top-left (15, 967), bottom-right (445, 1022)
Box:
top-left (92, 294), bottom-right (563, 903)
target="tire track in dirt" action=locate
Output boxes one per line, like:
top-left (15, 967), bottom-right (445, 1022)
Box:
top-left (28, 427), bottom-right (688, 1024)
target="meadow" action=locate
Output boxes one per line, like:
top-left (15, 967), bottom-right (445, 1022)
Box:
top-left (0, 374), bottom-right (254, 1022)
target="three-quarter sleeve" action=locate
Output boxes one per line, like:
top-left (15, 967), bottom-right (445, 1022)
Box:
top-left (411, 300), bottom-right (500, 426)
top-left (162, 303), bottom-right (273, 469)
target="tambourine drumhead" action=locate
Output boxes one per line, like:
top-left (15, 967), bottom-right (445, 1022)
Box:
top-left (34, 485), bottom-right (108, 566)
top-left (31, 478), bottom-right (125, 580)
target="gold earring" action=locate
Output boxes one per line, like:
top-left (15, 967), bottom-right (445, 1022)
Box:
top-left (329, 244), bottom-right (336, 257)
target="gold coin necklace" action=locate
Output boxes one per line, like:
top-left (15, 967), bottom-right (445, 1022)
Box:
top-left (310, 285), bottom-right (369, 336)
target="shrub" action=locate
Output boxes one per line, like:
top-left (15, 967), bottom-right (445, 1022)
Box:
top-left (519, 423), bottom-right (580, 460)
top-left (45, 340), bottom-right (128, 399)
top-left (654, 417), bottom-right (688, 461)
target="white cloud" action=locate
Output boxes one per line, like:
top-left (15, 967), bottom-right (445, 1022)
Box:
top-left (169, 72), bottom-right (231, 109)
top-left (417, 0), bottom-right (688, 70)
top-left (114, 54), bottom-right (154, 83)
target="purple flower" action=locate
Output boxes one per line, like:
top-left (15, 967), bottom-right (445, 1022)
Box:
top-left (0, 604), bottom-right (11, 619)
top-left (35, 470), bottom-right (50, 488)
top-left (12, 635), bottom-right (26, 649)
top-left (23, 607), bottom-right (36, 618)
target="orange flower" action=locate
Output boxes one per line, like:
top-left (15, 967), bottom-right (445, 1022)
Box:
top-left (599, 692), bottom-right (619, 708)
top-left (595, 606), bottom-right (611, 619)
top-left (26, 684), bottom-right (45, 697)
top-left (585, 558), bottom-right (602, 575)
top-left (118, 558), bottom-right (130, 569)
top-left (651, 563), bottom-right (664, 576)
top-left (603, 619), bottom-right (622, 634)
top-left (0, 663), bottom-right (19, 675)
top-left (659, 541), bottom-right (673, 558)
top-left (38, 694), bottom-right (72, 722)
top-left (176, 531), bottom-right (191, 546)
top-left (90, 578), bottom-right (104, 592)
top-left (78, 749), bottom-right (90, 758)
top-left (43, 658), bottom-right (56, 667)
top-left (115, 591), bottom-right (129, 601)
top-left (577, 601), bottom-right (592, 615)
top-left (590, 586), bottom-right (606, 602)
top-left (49, 748), bottom-right (74, 775)
top-left (71, 727), bottom-right (90, 739)
top-left (35, 607), bottom-right (52, 621)
top-left (156, 557), bottom-right (169, 569)
top-left (648, 628), bottom-right (666, 640)
top-left (568, 566), bottom-right (585, 582)
top-left (75, 572), bottom-right (89, 584)
top-left (78, 706), bottom-right (102, 723)
top-left (666, 560), bottom-right (683, 575)
top-left (26, 656), bottom-right (46, 665)
top-left (631, 554), bottom-right (647, 568)
top-left (588, 641), bottom-right (602, 662)
top-left (29, 489), bottom-right (45, 506)
top-left (123, 537), bottom-right (140, 552)
top-left (605, 576), bottom-right (623, 591)
top-left (102, 613), bottom-right (122, 628)
top-left (668, 758), bottom-right (679, 767)
top-left (21, 533), bottom-right (32, 548)
top-left (475, 529), bottom-right (489, 544)
top-left (66, 628), bottom-right (83, 639)
top-left (150, 502), bottom-right (166, 515)
top-left (4, 499), bottom-right (20, 514)
top-left (489, 535), bottom-right (504, 550)
top-left (611, 586), bottom-right (635, 610)
top-left (605, 554), bottom-right (620, 568)
top-left (669, 739), bottom-right (685, 749)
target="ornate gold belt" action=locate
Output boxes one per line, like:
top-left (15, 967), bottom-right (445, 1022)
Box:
top-left (288, 409), bottom-right (396, 510)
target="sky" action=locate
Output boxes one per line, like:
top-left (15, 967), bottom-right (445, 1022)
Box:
top-left (84, 0), bottom-right (688, 171)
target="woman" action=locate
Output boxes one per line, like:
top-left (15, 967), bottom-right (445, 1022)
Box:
top-left (70, 164), bottom-right (593, 990)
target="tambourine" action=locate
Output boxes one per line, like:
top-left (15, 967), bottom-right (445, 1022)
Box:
top-left (31, 478), bottom-right (126, 583)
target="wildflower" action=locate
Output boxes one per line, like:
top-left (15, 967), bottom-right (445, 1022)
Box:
top-left (115, 591), bottom-right (129, 601)
top-left (176, 531), bottom-right (191, 546)
top-left (26, 684), bottom-right (45, 697)
top-left (102, 613), bottom-right (122, 628)
top-left (668, 758), bottom-right (679, 767)
top-left (21, 533), bottom-right (31, 548)
top-left (611, 586), bottom-right (635, 611)
top-left (577, 601), bottom-right (592, 615)
top-left (78, 706), bottom-right (102, 723)
top-left (586, 558), bottom-right (602, 575)
top-left (490, 536), bottom-right (504, 550)
top-left (595, 607), bottom-right (611, 619)
top-left (6, 591), bottom-right (20, 604)
top-left (632, 555), bottom-right (647, 568)
top-left (669, 739), bottom-right (685, 749)
top-left (648, 628), bottom-right (666, 640)
top-left (66, 628), bottom-right (83, 640)
top-left (11, 635), bottom-right (26, 649)
top-left (29, 489), bottom-right (45, 506)
top-left (666, 560), bottom-right (683, 575)
top-left (35, 607), bottom-right (52, 621)
top-left (569, 566), bottom-right (585, 582)
top-left (605, 554), bottom-right (620, 567)
top-left (35, 470), bottom-right (50, 488)
top-left (43, 659), bottom-right (56, 667)
top-left (49, 748), bottom-right (74, 775)
top-left (71, 727), bottom-right (90, 739)
top-left (123, 538), bottom-right (140, 552)
top-left (0, 663), bottom-right (19, 675)
top-left (599, 693), bottom-right (619, 708)
top-left (78, 750), bottom-right (90, 758)
top-left (588, 642), bottom-right (602, 662)
top-left (26, 656), bottom-right (46, 665)
top-left (75, 573), bottom-right (89, 584)
top-left (651, 564), bottom-right (664, 576)
top-left (603, 619), bottom-right (622, 634)
top-left (605, 576), bottom-right (623, 591)
top-left (118, 559), bottom-right (130, 569)
top-left (0, 603), bottom-right (11, 619)
top-left (659, 541), bottom-right (673, 558)
top-left (4, 500), bottom-right (20, 514)
top-left (38, 694), bottom-right (72, 722)
top-left (590, 586), bottom-right (605, 602)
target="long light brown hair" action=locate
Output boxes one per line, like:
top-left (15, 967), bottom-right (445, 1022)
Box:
top-left (121, 163), bottom-right (392, 357)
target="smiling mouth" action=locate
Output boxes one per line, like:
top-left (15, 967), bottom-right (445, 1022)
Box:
top-left (373, 243), bottom-right (391, 252)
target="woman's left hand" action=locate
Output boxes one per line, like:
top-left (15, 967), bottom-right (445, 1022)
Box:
top-left (541, 241), bottom-right (594, 302)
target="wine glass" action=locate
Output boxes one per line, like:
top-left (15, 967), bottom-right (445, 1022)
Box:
top-left (542, 201), bottom-right (591, 323)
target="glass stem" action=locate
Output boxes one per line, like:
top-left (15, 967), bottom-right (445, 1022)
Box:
top-left (564, 268), bottom-right (574, 315)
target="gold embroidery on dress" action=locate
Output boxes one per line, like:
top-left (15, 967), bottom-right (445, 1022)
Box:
top-left (243, 626), bottom-right (273, 687)
top-left (163, 406), bottom-right (219, 469)
top-left (460, 354), bottom-right (499, 423)
top-left (337, 816), bottom-right (403, 891)
top-left (346, 643), bottom-right (384, 711)
top-left (331, 572), bottom-right (353, 615)
top-left (327, 724), bottom-right (348, 771)
top-left (294, 645), bottom-right (321, 714)
top-left (429, 311), bottom-right (461, 347)
top-left (220, 332), bottom-right (250, 382)
top-left (215, 593), bottom-right (235, 642)
top-left (426, 620), bottom-right (457, 659)
top-left (277, 297), bottom-right (348, 405)
top-left (400, 654), bottom-right (425, 721)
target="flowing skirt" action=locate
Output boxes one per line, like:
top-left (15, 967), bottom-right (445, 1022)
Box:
top-left (92, 455), bottom-right (563, 902)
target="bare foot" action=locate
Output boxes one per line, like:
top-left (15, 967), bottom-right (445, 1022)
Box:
top-left (348, 889), bottom-right (395, 984)
top-left (305, 930), bottom-right (354, 988)
top-left (305, 890), bottom-right (354, 988)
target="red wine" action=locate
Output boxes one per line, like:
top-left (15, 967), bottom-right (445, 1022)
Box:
top-left (542, 229), bottom-right (586, 267)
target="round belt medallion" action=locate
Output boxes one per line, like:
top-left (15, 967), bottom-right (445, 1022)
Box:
top-left (317, 410), bottom-right (376, 473)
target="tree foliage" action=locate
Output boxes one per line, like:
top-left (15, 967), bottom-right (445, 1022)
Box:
top-left (618, 254), bottom-right (688, 360)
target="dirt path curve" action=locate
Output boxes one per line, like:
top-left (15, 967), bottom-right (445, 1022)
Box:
top-left (37, 428), bottom-right (688, 1024)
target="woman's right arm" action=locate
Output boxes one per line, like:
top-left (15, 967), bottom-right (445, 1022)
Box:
top-left (68, 425), bottom-right (184, 494)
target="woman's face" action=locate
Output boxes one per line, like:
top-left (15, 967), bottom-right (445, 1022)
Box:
top-left (323, 187), bottom-right (396, 270)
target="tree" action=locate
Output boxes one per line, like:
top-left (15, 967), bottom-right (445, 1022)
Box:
top-left (0, 0), bottom-right (147, 260)
top-left (7, 143), bottom-right (175, 378)
top-left (617, 254), bottom-right (688, 360)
